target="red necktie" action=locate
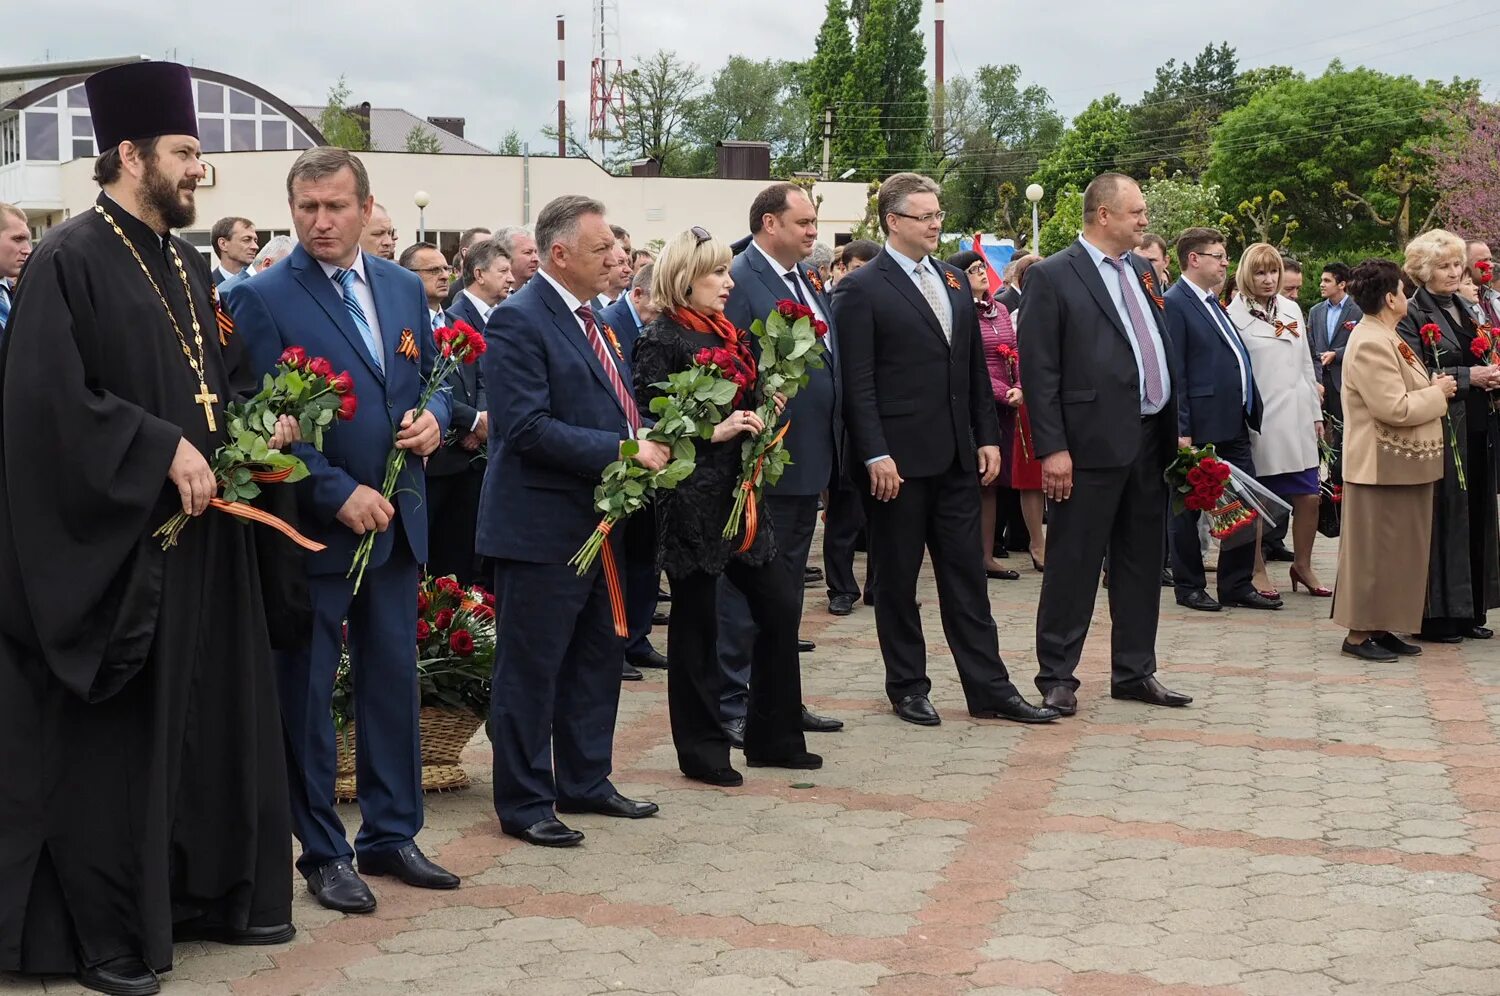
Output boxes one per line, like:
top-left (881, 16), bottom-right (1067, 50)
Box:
top-left (575, 304), bottom-right (641, 434)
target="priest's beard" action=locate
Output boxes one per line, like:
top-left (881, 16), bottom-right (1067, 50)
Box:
top-left (140, 156), bottom-right (197, 231)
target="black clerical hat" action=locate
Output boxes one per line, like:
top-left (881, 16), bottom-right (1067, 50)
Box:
top-left (85, 61), bottom-right (199, 151)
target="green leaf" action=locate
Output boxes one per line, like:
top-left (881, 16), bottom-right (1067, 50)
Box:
top-left (708, 379), bottom-right (737, 405)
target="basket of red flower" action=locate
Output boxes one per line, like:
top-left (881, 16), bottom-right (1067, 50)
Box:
top-left (333, 574), bottom-right (497, 800)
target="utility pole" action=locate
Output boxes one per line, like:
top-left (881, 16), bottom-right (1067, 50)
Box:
top-left (822, 107), bottom-right (834, 180)
top-left (933, 0), bottom-right (945, 147)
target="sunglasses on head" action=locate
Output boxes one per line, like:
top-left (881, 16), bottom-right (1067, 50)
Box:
top-left (691, 226), bottom-right (712, 246)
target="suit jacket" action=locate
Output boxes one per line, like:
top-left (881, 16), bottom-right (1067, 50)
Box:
top-left (834, 248), bottom-right (998, 479)
top-left (1339, 318), bottom-right (1447, 486)
top-left (427, 292), bottom-right (489, 477)
top-left (724, 241), bottom-right (841, 495)
top-left (230, 244), bottom-right (453, 575)
top-left (477, 274), bottom-right (635, 564)
top-left (212, 265), bottom-right (229, 287)
top-left (995, 283), bottom-right (1021, 314)
top-left (1307, 296), bottom-right (1363, 393)
top-left (1163, 278), bottom-right (1262, 444)
top-left (1016, 240), bottom-right (1178, 469)
top-left (597, 296), bottom-right (644, 378)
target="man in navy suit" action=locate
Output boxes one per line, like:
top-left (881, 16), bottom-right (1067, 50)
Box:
top-left (231, 148), bottom-right (459, 914)
top-left (598, 264), bottom-right (668, 677)
top-left (480, 194), bottom-right (665, 848)
top-left (427, 237), bottom-right (510, 586)
top-left (1307, 261), bottom-right (1361, 482)
top-left (717, 183), bottom-right (845, 742)
top-left (1162, 228), bottom-right (1275, 613)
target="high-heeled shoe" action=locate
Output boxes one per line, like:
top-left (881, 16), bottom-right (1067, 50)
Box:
top-left (1031, 557), bottom-right (1044, 572)
top-left (1289, 566), bottom-right (1332, 597)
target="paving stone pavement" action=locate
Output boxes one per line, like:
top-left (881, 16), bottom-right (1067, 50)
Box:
top-left (7, 543), bottom-right (1500, 995)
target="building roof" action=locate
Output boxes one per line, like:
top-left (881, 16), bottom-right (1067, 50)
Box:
top-left (292, 106), bottom-right (492, 155)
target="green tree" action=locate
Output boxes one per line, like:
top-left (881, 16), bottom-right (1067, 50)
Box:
top-left (1122, 43), bottom-right (1239, 178)
top-left (615, 50), bottom-right (703, 174)
top-left (834, 0), bottom-right (926, 178)
top-left (1038, 186), bottom-right (1084, 256)
top-left (497, 129), bottom-right (523, 156)
top-left (317, 76), bottom-right (369, 152)
top-left (1206, 62), bottom-right (1473, 249)
top-left (683, 56), bottom-right (811, 175)
top-left (404, 124), bottom-right (442, 154)
top-left (1030, 95), bottom-right (1131, 197)
top-left (804, 0), bottom-right (856, 170)
top-left (1142, 172), bottom-right (1224, 244)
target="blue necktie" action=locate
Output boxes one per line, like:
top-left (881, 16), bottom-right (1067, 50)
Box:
top-left (1207, 295), bottom-right (1255, 415)
top-left (334, 268), bottom-right (383, 372)
top-left (0, 282), bottom-right (10, 333)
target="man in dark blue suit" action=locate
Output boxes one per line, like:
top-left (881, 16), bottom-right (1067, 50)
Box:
top-left (1162, 228), bottom-right (1277, 613)
top-left (480, 195), bottom-right (665, 848)
top-left (716, 183), bottom-right (845, 743)
top-left (427, 237), bottom-right (510, 586)
top-left (598, 264), bottom-right (668, 677)
top-left (231, 148), bottom-right (459, 914)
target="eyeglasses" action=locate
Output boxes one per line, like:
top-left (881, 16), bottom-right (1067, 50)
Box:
top-left (965, 263), bottom-right (987, 275)
top-left (891, 210), bottom-right (946, 225)
top-left (413, 265), bottom-right (448, 277)
top-left (1194, 250), bottom-right (1228, 262)
top-left (691, 226), bottom-right (712, 245)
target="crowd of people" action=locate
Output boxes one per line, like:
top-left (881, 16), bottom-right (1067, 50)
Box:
top-left (0, 60), bottom-right (1496, 996)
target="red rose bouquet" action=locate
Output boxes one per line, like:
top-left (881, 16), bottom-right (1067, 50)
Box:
top-left (349, 321), bottom-right (487, 592)
top-left (1164, 444), bottom-right (1257, 541)
top-left (1418, 322), bottom-right (1467, 490)
top-left (721, 299), bottom-right (830, 546)
top-left (153, 348), bottom-right (355, 549)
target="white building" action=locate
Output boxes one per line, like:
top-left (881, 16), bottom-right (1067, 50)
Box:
top-left (2, 65), bottom-right (869, 263)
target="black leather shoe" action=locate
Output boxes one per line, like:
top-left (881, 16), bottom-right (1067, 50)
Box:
top-left (1342, 638), bottom-right (1398, 663)
top-left (1264, 544), bottom-right (1295, 562)
top-left (1468, 626), bottom-right (1494, 640)
top-left (1043, 687), bottom-right (1078, 716)
top-left (804, 567), bottom-right (823, 587)
top-left (798, 639), bottom-right (815, 653)
top-left (683, 766), bottom-right (743, 786)
top-left (893, 694), bottom-right (941, 726)
top-left (506, 818), bottom-right (584, 847)
top-left (628, 647), bottom-right (668, 668)
top-left (1223, 591), bottom-right (1283, 610)
top-left (652, 609), bottom-right (670, 626)
top-left (986, 567), bottom-right (1021, 580)
top-left (1374, 632), bottom-right (1422, 656)
top-left (828, 594), bottom-right (857, 616)
top-left (969, 694), bottom-right (1059, 724)
top-left (801, 706), bottom-right (844, 732)
top-left (557, 793), bottom-right (659, 818)
top-left (1111, 677), bottom-right (1192, 707)
top-left (77, 956), bottom-right (160, 996)
top-left (359, 842), bottom-right (460, 889)
top-left (1160, 567), bottom-right (1174, 586)
top-left (1176, 589), bottom-right (1221, 612)
top-left (724, 716), bottom-right (746, 748)
top-left (174, 919), bottom-right (297, 945)
top-left (656, 587), bottom-right (672, 603)
top-left (306, 858), bottom-right (377, 913)
top-left (746, 751), bottom-right (823, 769)
top-left (622, 662), bottom-right (644, 681)
top-left (1417, 631), bottom-right (1465, 644)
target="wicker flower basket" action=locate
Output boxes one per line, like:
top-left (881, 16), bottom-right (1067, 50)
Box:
top-left (334, 706), bottom-right (484, 803)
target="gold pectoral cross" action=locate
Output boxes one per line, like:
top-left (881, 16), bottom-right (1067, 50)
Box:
top-left (194, 385), bottom-right (220, 431)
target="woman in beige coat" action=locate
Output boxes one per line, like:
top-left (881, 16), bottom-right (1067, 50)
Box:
top-left (1334, 259), bottom-right (1456, 661)
top-left (1228, 243), bottom-right (1326, 598)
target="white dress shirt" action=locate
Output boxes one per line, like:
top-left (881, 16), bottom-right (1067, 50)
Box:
top-left (1078, 236), bottom-right (1172, 415)
top-left (316, 250), bottom-right (384, 357)
top-left (882, 243), bottom-right (953, 336)
top-left (750, 239), bottom-right (829, 329)
top-left (462, 288), bottom-right (495, 326)
top-left (536, 267), bottom-right (588, 335)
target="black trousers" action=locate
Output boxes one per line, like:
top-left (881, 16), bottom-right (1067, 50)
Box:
top-left (717, 494), bottom-right (817, 720)
top-left (822, 477), bottom-right (866, 599)
top-left (425, 469), bottom-right (483, 587)
top-left (666, 556), bottom-right (806, 774)
top-left (862, 459), bottom-right (1019, 709)
top-left (1036, 417), bottom-right (1166, 693)
top-left (1170, 430), bottom-right (1257, 601)
top-left (623, 506), bottom-right (661, 658)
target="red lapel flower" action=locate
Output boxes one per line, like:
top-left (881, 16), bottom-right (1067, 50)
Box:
top-left (1419, 323), bottom-right (1442, 347)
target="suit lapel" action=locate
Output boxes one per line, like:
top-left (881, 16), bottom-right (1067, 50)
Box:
top-left (1066, 243), bottom-right (1129, 342)
top-left (538, 279), bottom-right (628, 419)
top-left (366, 262), bottom-right (405, 379)
top-left (290, 248), bottom-right (385, 383)
top-left (877, 251), bottom-right (947, 348)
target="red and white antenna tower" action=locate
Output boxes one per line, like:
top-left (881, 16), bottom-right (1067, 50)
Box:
top-left (588, 0), bottom-right (626, 161)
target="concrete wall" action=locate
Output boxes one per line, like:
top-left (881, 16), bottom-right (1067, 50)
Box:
top-left (57, 151), bottom-right (871, 247)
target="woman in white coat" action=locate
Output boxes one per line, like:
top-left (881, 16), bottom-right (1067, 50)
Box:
top-left (1228, 243), bottom-right (1328, 598)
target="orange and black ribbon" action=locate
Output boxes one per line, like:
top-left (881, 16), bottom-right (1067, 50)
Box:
top-left (734, 423), bottom-right (791, 554)
top-left (207, 498), bottom-right (326, 551)
top-left (1272, 320), bottom-right (1300, 338)
top-left (596, 520), bottom-right (629, 637)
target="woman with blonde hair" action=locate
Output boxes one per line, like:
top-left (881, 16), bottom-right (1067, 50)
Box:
top-left (633, 227), bottom-right (817, 786)
top-left (1227, 243), bottom-right (1325, 602)
top-left (1396, 228), bottom-right (1500, 642)
top-left (1333, 260), bottom-right (1456, 661)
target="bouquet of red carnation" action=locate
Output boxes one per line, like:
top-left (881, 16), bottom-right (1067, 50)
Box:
top-left (154, 348), bottom-right (355, 549)
top-left (1477, 259), bottom-right (1493, 285)
top-left (349, 321), bottom-right (486, 592)
top-left (1164, 444), bottom-right (1258, 541)
top-left (995, 342), bottom-right (1031, 459)
top-left (1419, 322), bottom-right (1467, 490)
top-left (721, 299), bottom-right (829, 546)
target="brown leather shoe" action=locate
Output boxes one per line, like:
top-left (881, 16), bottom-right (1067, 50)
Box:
top-left (1042, 687), bottom-right (1077, 716)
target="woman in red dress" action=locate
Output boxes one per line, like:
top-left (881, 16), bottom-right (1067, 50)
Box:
top-left (1006, 254), bottom-right (1045, 570)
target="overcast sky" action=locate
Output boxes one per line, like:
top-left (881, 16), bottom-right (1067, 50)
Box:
top-left (4, 0), bottom-right (1492, 155)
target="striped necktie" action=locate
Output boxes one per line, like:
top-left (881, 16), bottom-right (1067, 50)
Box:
top-left (0, 281), bottom-right (10, 332)
top-left (915, 262), bottom-right (951, 343)
top-left (334, 267), bottom-right (383, 372)
top-left (575, 304), bottom-right (641, 434)
top-left (1102, 256), bottom-right (1164, 407)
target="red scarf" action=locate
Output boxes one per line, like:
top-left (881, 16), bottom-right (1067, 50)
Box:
top-left (670, 306), bottom-right (758, 395)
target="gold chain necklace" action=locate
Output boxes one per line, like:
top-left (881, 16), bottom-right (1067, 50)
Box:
top-left (93, 203), bottom-right (219, 431)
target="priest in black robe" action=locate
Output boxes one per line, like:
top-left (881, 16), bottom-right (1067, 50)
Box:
top-left (0, 63), bottom-right (294, 996)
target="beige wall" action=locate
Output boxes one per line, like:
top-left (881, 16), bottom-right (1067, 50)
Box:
top-left (57, 151), bottom-right (870, 248)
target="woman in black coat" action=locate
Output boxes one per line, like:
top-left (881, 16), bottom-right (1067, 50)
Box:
top-left (1396, 229), bottom-right (1500, 642)
top-left (632, 227), bottom-right (817, 786)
